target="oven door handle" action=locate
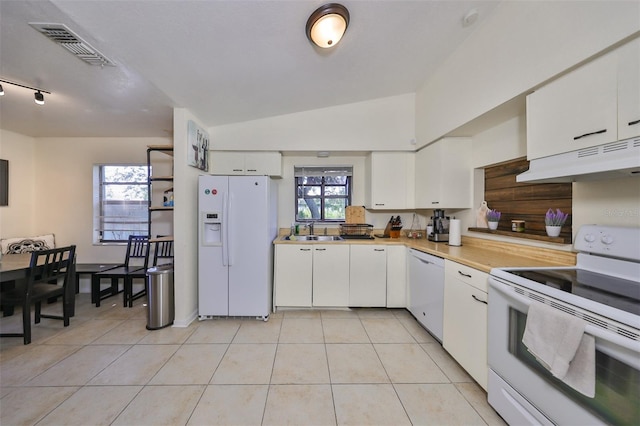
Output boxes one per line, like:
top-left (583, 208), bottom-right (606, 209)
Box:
top-left (490, 277), bottom-right (640, 356)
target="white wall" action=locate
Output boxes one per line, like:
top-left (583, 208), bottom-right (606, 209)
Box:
top-left (172, 108), bottom-right (207, 326)
top-left (573, 177), bottom-right (640, 230)
top-left (416, 1), bottom-right (640, 146)
top-left (0, 129), bottom-right (36, 238)
top-left (31, 136), bottom-right (171, 262)
top-left (211, 94), bottom-right (416, 152)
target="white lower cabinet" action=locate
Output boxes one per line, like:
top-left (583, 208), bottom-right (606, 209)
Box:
top-left (386, 245), bottom-right (407, 308)
top-left (443, 260), bottom-right (488, 390)
top-left (274, 243), bottom-right (406, 310)
top-left (312, 245), bottom-right (350, 307)
top-left (274, 244), bottom-right (313, 307)
top-left (349, 245), bottom-right (387, 307)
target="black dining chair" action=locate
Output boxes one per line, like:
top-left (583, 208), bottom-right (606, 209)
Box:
top-left (0, 245), bottom-right (76, 345)
top-left (124, 237), bottom-right (173, 308)
top-left (91, 235), bottom-right (150, 307)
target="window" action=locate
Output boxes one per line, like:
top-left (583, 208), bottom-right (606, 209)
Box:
top-left (294, 166), bottom-right (352, 222)
top-left (94, 165), bottom-right (149, 243)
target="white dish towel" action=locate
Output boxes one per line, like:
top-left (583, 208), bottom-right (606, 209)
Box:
top-left (522, 300), bottom-right (596, 397)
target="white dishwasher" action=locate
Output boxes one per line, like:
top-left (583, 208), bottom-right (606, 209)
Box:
top-left (408, 249), bottom-right (444, 342)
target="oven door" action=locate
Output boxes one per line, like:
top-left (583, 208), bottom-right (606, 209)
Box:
top-left (488, 276), bottom-right (640, 426)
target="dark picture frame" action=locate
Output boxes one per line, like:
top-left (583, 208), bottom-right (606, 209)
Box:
top-left (0, 159), bottom-right (8, 206)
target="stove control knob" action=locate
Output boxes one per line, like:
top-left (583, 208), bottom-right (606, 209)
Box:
top-left (584, 233), bottom-right (596, 243)
top-left (601, 234), bottom-right (614, 245)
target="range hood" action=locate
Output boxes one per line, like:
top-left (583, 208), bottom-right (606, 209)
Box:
top-left (516, 137), bottom-right (640, 183)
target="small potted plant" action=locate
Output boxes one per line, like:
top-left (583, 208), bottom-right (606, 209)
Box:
top-left (486, 209), bottom-right (501, 230)
top-left (545, 208), bottom-right (568, 237)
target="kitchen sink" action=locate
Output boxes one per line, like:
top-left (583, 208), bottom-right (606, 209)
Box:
top-left (282, 235), bottom-right (344, 241)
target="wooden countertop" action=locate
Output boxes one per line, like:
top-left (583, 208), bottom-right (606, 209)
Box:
top-left (274, 233), bottom-right (576, 273)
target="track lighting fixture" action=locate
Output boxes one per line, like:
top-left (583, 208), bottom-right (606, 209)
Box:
top-left (34, 91), bottom-right (45, 105)
top-left (0, 78), bottom-right (51, 106)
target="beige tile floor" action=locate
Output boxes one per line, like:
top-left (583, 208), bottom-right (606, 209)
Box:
top-left (1, 294), bottom-right (507, 426)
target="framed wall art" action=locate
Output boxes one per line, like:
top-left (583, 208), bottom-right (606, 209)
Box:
top-left (187, 120), bottom-right (209, 172)
top-left (0, 159), bottom-right (8, 206)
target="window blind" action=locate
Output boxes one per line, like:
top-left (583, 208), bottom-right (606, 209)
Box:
top-left (294, 166), bottom-right (353, 177)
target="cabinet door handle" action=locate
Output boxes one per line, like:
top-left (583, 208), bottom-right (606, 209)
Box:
top-left (458, 270), bottom-right (472, 278)
top-left (629, 119), bottom-right (640, 127)
top-left (374, 249), bottom-right (385, 252)
top-left (315, 248), bottom-right (326, 251)
top-left (232, 169), bottom-right (243, 172)
top-left (247, 169), bottom-right (257, 172)
top-left (300, 248), bottom-right (311, 251)
top-left (573, 129), bottom-right (606, 140)
top-left (375, 203), bottom-right (385, 206)
top-left (431, 201), bottom-right (440, 205)
top-left (472, 294), bottom-right (488, 304)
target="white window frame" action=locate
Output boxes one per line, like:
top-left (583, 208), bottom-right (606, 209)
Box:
top-left (93, 164), bottom-right (149, 244)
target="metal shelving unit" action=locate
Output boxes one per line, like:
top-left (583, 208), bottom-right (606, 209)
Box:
top-left (147, 145), bottom-right (174, 242)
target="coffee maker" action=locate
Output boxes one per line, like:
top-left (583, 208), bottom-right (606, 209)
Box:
top-left (428, 209), bottom-right (450, 242)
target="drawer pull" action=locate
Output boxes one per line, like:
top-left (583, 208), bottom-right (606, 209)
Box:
top-left (472, 294), bottom-right (487, 304)
top-left (247, 169), bottom-right (257, 172)
top-left (374, 249), bottom-right (385, 252)
top-left (375, 203), bottom-right (385, 206)
top-left (458, 270), bottom-right (472, 278)
top-left (315, 248), bottom-right (326, 251)
top-left (629, 119), bottom-right (640, 126)
top-left (573, 128), bottom-right (606, 140)
top-left (300, 248), bottom-right (311, 251)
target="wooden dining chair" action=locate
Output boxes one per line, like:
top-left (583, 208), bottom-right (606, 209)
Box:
top-left (124, 237), bottom-right (173, 307)
top-left (0, 245), bottom-right (76, 345)
top-left (91, 235), bottom-right (150, 307)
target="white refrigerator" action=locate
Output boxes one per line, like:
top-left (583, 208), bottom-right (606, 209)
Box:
top-left (198, 175), bottom-right (278, 320)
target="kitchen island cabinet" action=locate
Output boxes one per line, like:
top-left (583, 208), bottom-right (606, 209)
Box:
top-left (443, 260), bottom-right (488, 390)
top-left (349, 245), bottom-right (387, 307)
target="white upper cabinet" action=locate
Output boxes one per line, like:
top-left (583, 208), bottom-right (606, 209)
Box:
top-left (365, 152), bottom-right (415, 210)
top-left (414, 138), bottom-right (472, 209)
top-left (209, 151), bottom-right (282, 176)
top-left (526, 37), bottom-right (640, 160)
top-left (618, 37), bottom-right (640, 140)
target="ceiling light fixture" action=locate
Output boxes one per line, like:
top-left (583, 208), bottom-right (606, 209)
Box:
top-left (34, 91), bottom-right (45, 105)
top-left (0, 78), bottom-right (51, 106)
top-left (306, 3), bottom-right (350, 49)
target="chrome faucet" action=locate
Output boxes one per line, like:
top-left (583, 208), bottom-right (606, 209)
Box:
top-left (308, 222), bottom-right (315, 235)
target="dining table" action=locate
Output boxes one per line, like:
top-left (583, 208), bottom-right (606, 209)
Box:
top-left (0, 252), bottom-right (76, 317)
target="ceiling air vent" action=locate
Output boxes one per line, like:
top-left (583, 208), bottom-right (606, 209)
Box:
top-left (29, 22), bottom-right (115, 67)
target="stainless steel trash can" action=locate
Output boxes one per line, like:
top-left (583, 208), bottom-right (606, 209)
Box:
top-left (146, 264), bottom-right (174, 330)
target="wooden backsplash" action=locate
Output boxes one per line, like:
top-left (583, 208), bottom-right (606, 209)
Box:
top-left (484, 157), bottom-right (572, 241)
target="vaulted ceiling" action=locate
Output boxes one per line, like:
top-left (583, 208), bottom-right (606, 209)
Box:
top-left (0, 1), bottom-right (499, 138)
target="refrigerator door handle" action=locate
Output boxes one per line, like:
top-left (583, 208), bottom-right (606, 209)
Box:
top-left (222, 191), bottom-right (229, 266)
top-left (227, 190), bottom-right (234, 266)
